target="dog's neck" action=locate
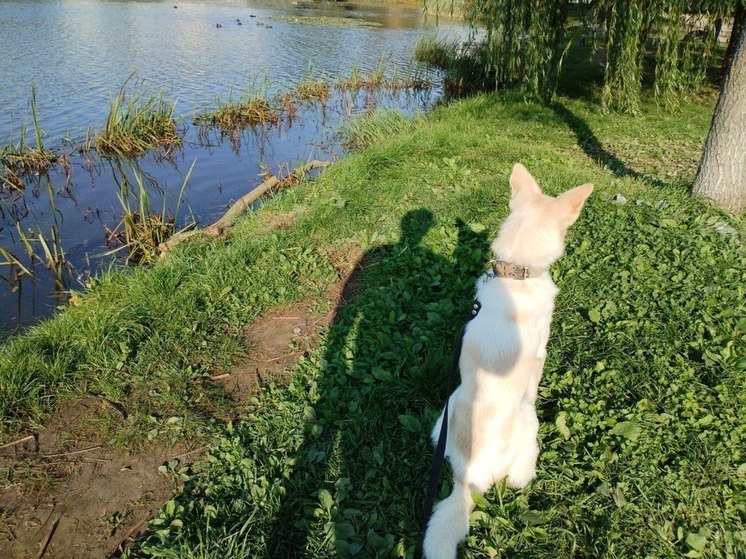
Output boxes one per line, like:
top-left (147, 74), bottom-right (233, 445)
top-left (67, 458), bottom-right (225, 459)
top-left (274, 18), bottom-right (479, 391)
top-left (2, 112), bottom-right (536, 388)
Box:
top-left (490, 260), bottom-right (545, 280)
top-left (491, 225), bottom-right (564, 273)
top-left (490, 241), bottom-right (558, 274)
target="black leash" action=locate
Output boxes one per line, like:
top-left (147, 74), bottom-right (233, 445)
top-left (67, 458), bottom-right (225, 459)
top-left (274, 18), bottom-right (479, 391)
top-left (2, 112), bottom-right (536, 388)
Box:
top-left (422, 300), bottom-right (481, 531)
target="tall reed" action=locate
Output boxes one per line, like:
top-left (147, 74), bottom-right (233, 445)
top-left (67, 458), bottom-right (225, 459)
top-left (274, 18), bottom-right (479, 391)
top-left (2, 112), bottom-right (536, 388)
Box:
top-left (0, 176), bottom-right (71, 290)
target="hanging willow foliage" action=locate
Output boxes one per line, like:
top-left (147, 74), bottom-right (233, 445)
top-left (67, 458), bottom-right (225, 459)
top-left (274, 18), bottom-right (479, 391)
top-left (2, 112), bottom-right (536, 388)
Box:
top-left (461, 0), bottom-right (571, 99)
top-left (457, 0), bottom-right (738, 111)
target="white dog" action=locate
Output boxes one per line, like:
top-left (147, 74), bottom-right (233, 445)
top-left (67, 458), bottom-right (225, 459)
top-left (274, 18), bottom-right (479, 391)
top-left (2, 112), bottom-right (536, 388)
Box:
top-left (423, 163), bottom-right (593, 559)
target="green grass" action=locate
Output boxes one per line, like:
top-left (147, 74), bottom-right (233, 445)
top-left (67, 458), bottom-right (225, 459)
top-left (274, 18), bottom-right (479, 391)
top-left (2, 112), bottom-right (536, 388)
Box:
top-left (2, 88), bottom-right (744, 558)
top-left (341, 109), bottom-right (419, 151)
top-left (95, 82), bottom-right (181, 157)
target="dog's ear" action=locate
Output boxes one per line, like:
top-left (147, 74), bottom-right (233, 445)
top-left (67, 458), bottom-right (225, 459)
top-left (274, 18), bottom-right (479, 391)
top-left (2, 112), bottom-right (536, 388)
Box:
top-left (509, 163), bottom-right (541, 199)
top-left (556, 183), bottom-right (594, 227)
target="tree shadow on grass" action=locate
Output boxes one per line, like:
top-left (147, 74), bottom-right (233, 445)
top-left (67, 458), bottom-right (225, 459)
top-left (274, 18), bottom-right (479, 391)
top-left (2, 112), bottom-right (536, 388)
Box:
top-left (550, 102), bottom-right (668, 188)
top-left (263, 209), bottom-right (490, 557)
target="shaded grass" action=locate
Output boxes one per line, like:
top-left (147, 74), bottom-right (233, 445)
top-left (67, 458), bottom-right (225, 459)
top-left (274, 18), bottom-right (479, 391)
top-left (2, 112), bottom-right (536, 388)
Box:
top-left (95, 83), bottom-right (181, 157)
top-left (1, 90), bottom-right (743, 557)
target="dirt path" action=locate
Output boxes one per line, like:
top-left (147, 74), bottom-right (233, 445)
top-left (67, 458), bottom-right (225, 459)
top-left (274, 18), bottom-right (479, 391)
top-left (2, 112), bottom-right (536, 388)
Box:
top-left (0, 399), bottom-right (187, 558)
top-left (0, 243), bottom-right (362, 558)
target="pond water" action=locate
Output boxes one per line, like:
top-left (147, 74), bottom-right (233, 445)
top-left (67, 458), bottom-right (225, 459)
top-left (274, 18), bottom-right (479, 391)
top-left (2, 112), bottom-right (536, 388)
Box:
top-left (0, 0), bottom-right (466, 335)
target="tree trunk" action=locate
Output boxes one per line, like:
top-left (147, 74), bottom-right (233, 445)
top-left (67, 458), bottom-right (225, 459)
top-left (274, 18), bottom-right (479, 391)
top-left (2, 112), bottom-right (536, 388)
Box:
top-left (720, 1), bottom-right (744, 83)
top-left (690, 18), bottom-right (746, 214)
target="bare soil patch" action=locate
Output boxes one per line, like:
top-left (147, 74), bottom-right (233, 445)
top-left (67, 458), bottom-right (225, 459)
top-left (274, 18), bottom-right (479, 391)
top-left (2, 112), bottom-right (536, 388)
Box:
top-left (0, 242), bottom-right (364, 558)
top-left (0, 398), bottom-right (191, 558)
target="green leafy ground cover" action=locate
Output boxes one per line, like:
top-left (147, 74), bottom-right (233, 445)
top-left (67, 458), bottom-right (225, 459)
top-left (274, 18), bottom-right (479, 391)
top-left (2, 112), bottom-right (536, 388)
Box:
top-left (1, 90), bottom-right (744, 557)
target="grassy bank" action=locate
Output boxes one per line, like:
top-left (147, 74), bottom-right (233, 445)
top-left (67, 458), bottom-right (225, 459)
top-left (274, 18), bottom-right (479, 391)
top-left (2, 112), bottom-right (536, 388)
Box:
top-left (2, 89), bottom-right (744, 557)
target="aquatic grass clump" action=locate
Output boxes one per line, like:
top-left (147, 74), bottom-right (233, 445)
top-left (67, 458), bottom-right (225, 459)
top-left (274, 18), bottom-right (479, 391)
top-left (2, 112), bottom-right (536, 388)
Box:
top-left (1, 177), bottom-right (72, 291)
top-left (95, 83), bottom-right (181, 157)
top-left (335, 73), bottom-right (432, 92)
top-left (106, 210), bottom-right (177, 264)
top-left (335, 62), bottom-right (432, 93)
top-left (294, 79), bottom-right (331, 102)
top-left (416, 37), bottom-right (496, 97)
top-left (414, 35), bottom-right (459, 68)
top-left (196, 79), bottom-right (281, 130)
top-left (0, 146), bottom-right (59, 191)
top-left (279, 91), bottom-right (298, 121)
top-left (197, 97), bottom-right (280, 129)
top-left (1, 88), bottom-right (61, 190)
top-left (0, 245), bottom-right (32, 286)
top-left (105, 162), bottom-right (194, 264)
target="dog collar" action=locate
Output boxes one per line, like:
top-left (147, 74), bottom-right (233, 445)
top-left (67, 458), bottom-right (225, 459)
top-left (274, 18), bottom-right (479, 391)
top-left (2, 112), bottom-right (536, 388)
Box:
top-left (489, 260), bottom-right (545, 280)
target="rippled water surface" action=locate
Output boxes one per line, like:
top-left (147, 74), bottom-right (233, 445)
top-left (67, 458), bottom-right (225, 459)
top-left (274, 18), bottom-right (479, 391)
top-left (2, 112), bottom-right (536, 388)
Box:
top-left (0, 0), bottom-right (465, 334)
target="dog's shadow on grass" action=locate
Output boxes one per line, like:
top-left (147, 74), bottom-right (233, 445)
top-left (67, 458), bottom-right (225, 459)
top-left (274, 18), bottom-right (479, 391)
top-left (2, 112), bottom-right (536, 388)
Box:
top-left (263, 208), bottom-right (490, 557)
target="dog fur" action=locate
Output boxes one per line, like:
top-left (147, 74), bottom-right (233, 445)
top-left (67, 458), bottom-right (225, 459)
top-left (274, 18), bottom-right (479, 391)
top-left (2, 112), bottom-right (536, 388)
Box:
top-left (422, 164), bottom-right (593, 559)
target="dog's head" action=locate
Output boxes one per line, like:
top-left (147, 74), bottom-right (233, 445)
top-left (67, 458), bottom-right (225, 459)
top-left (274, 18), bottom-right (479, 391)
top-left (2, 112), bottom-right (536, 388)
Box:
top-left (492, 163), bottom-right (593, 268)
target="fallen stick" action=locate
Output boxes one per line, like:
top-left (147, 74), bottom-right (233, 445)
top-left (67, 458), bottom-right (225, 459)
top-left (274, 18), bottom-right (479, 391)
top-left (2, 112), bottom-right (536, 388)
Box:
top-left (256, 350), bottom-right (304, 363)
top-left (169, 446), bottom-right (208, 461)
top-left (159, 160), bottom-right (330, 256)
top-left (0, 434), bottom-right (36, 451)
top-left (116, 514), bottom-right (150, 553)
top-left (37, 516), bottom-right (60, 559)
top-left (42, 446), bottom-right (101, 459)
